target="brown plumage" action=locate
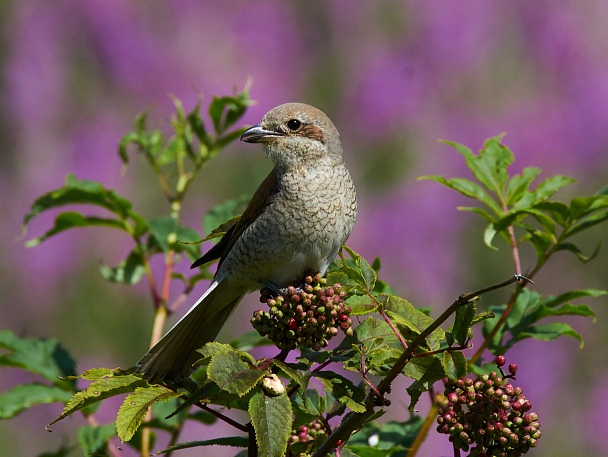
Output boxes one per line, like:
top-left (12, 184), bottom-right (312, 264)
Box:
top-left (135, 103), bottom-right (357, 383)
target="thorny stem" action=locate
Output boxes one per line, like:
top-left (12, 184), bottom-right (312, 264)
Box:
top-left (312, 275), bottom-right (526, 457)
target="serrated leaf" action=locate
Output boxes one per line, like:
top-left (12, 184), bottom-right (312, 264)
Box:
top-left (153, 436), bottom-right (249, 455)
top-left (0, 330), bottom-right (76, 384)
top-left (62, 367), bottom-right (121, 381)
top-left (25, 212), bottom-right (128, 247)
top-left (514, 175), bottom-right (576, 210)
top-left (343, 246), bottom-right (377, 291)
top-left (452, 303), bottom-right (476, 346)
top-left (506, 167), bottom-right (542, 205)
top-left (48, 375), bottom-right (148, 427)
top-left (271, 360), bottom-right (311, 391)
top-left (249, 390), bottom-right (292, 457)
top-left (345, 295), bottom-right (378, 315)
top-left (293, 388), bottom-right (324, 416)
top-left (402, 354), bottom-right (443, 382)
top-left (117, 386), bottom-right (181, 442)
top-left (0, 383), bottom-right (73, 419)
top-left (23, 174), bottom-right (134, 229)
top-left (77, 422), bottom-right (117, 456)
top-left (351, 317), bottom-right (403, 350)
top-left (420, 175), bottom-right (502, 215)
top-left (441, 351), bottom-right (467, 380)
top-left (99, 249), bottom-right (145, 285)
top-left (314, 372), bottom-right (366, 413)
top-left (207, 349), bottom-right (264, 396)
top-left (381, 295), bottom-right (444, 350)
top-left (471, 310), bottom-right (495, 325)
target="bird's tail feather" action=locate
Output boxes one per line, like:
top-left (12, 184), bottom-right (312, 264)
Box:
top-left (135, 280), bottom-right (244, 383)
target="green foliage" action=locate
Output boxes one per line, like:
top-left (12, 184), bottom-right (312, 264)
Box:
top-left (4, 96), bottom-right (607, 457)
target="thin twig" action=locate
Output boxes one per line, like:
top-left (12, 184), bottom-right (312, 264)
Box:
top-left (378, 307), bottom-right (408, 350)
top-left (196, 403), bottom-right (249, 433)
top-left (312, 275), bottom-right (527, 457)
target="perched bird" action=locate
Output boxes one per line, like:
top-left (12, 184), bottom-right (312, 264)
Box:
top-left (135, 103), bottom-right (357, 383)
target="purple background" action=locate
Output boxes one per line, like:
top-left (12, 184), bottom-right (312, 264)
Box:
top-left (2, 1), bottom-right (607, 456)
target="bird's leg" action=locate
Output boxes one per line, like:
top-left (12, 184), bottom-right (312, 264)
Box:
top-left (262, 281), bottom-right (305, 297)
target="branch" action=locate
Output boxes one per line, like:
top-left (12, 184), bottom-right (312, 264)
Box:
top-left (312, 274), bottom-right (529, 457)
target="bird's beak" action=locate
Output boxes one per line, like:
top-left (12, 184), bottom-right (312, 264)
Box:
top-left (240, 124), bottom-right (283, 143)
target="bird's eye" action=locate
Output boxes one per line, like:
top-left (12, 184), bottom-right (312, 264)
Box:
top-left (286, 119), bottom-right (302, 131)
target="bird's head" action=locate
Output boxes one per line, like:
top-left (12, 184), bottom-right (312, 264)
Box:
top-left (241, 103), bottom-right (343, 169)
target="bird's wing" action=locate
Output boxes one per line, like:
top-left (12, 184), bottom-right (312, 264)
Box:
top-left (190, 169), bottom-right (279, 269)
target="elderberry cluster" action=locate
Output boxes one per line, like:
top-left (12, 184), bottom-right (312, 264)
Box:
top-left (437, 357), bottom-right (541, 457)
top-left (251, 275), bottom-right (353, 351)
top-left (289, 420), bottom-right (325, 444)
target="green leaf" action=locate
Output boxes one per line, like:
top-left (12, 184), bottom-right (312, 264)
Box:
top-left (271, 360), bottom-right (311, 391)
top-left (147, 217), bottom-right (177, 252)
top-left (0, 383), bottom-right (73, 419)
top-left (209, 92), bottom-right (252, 135)
top-left (49, 375), bottom-right (148, 427)
top-left (517, 323), bottom-right (584, 348)
top-left (565, 210), bottom-right (608, 238)
top-left (483, 223), bottom-right (499, 250)
top-left (452, 303), bottom-right (476, 346)
top-left (249, 390), bottom-right (292, 457)
top-left (402, 354), bottom-right (444, 382)
top-left (229, 331), bottom-right (274, 351)
top-left (346, 417), bottom-right (424, 455)
top-left (77, 422), bottom-right (117, 456)
top-left (24, 212), bottom-right (128, 247)
top-left (202, 195), bottom-right (251, 237)
top-left (514, 175), bottom-right (576, 210)
top-left (555, 242), bottom-right (601, 263)
top-left (506, 167), bottom-right (542, 205)
top-left (0, 330), bottom-right (76, 384)
top-left (117, 386), bottom-right (181, 442)
top-left (345, 295), bottom-right (378, 316)
top-left (62, 367), bottom-right (122, 381)
top-left (23, 174), bottom-right (134, 229)
top-left (569, 195), bottom-right (608, 220)
top-left (343, 246), bottom-right (377, 292)
top-left (207, 349), bottom-right (264, 397)
top-left (314, 372), bottom-right (366, 413)
top-left (153, 436), bottom-right (249, 455)
top-left (351, 317), bottom-right (403, 350)
top-left (99, 249), bottom-right (146, 285)
top-left (420, 175), bottom-right (502, 215)
top-left (380, 295), bottom-right (444, 350)
top-left (541, 289), bottom-right (608, 308)
top-left (442, 135), bottom-right (513, 197)
top-left (533, 201), bottom-right (570, 227)
top-left (441, 351), bottom-right (467, 381)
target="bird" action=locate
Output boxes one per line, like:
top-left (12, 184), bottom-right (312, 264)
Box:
top-left (135, 102), bottom-right (357, 383)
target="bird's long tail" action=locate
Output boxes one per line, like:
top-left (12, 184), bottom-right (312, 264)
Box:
top-left (135, 280), bottom-right (244, 383)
